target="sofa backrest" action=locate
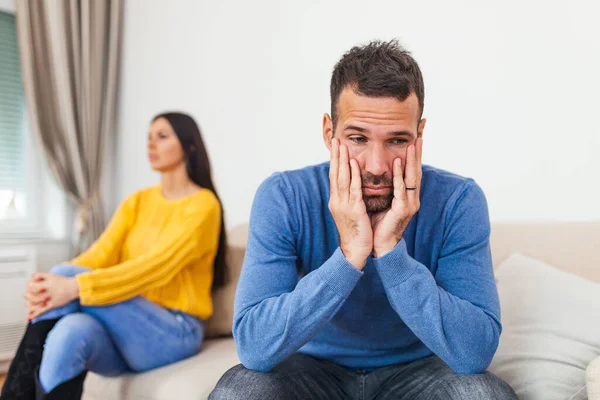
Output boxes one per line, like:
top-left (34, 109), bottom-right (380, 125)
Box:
top-left (205, 222), bottom-right (600, 338)
top-left (490, 222), bottom-right (600, 283)
top-left (204, 224), bottom-right (248, 338)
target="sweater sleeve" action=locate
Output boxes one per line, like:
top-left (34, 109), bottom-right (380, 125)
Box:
top-left (70, 194), bottom-right (138, 270)
top-left (233, 175), bottom-right (363, 372)
top-left (373, 180), bottom-right (501, 374)
top-left (75, 195), bottom-right (221, 305)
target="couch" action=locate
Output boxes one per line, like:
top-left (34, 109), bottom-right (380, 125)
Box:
top-left (83, 222), bottom-right (600, 400)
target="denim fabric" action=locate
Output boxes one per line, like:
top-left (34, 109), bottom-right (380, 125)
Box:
top-left (34, 265), bottom-right (203, 392)
top-left (209, 353), bottom-right (517, 400)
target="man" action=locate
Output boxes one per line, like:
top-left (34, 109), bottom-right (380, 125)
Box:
top-left (210, 40), bottom-right (516, 399)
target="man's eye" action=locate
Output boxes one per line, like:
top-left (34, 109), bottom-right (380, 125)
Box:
top-left (349, 137), bottom-right (367, 144)
top-left (391, 139), bottom-right (407, 146)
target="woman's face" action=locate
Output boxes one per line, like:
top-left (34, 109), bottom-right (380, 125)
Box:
top-left (147, 117), bottom-right (185, 172)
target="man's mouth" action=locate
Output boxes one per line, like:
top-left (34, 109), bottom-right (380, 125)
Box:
top-left (362, 186), bottom-right (392, 195)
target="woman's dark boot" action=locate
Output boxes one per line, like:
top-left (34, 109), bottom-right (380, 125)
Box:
top-left (0, 319), bottom-right (59, 400)
top-left (34, 370), bottom-right (87, 400)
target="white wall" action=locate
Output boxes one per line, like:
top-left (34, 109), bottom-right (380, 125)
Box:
top-left (115, 0), bottom-right (600, 228)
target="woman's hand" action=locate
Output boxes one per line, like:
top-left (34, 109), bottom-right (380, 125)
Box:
top-left (24, 273), bottom-right (80, 320)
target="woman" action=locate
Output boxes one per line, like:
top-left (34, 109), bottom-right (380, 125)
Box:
top-left (0, 112), bottom-right (227, 400)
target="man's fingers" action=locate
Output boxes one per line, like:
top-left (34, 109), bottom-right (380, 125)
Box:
top-left (404, 144), bottom-right (418, 188)
top-left (393, 158), bottom-right (407, 203)
top-left (329, 138), bottom-right (340, 196)
top-left (416, 137), bottom-right (423, 166)
top-left (338, 144), bottom-right (350, 197)
top-left (349, 159), bottom-right (362, 202)
top-left (404, 144), bottom-right (420, 203)
top-left (408, 140), bottom-right (423, 205)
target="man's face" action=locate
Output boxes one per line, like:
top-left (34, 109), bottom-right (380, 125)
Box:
top-left (323, 87), bottom-right (426, 213)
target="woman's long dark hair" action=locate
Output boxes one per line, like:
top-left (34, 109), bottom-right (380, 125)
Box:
top-left (153, 112), bottom-right (227, 290)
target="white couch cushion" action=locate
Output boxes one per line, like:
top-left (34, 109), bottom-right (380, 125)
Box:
top-left (83, 338), bottom-right (239, 400)
top-left (489, 253), bottom-right (600, 400)
top-left (589, 356), bottom-right (600, 400)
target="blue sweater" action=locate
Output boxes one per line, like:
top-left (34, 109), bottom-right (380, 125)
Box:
top-left (233, 162), bottom-right (501, 374)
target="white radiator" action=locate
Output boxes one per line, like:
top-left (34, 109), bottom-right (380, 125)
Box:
top-left (0, 245), bottom-right (37, 367)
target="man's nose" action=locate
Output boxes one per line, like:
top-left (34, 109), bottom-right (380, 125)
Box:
top-left (362, 145), bottom-right (389, 177)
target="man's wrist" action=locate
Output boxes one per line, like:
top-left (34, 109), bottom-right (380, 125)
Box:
top-left (340, 248), bottom-right (368, 270)
top-left (347, 257), bottom-right (367, 270)
top-left (373, 238), bottom-right (401, 258)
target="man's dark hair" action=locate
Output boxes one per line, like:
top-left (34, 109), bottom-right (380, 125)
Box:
top-left (330, 39), bottom-right (425, 130)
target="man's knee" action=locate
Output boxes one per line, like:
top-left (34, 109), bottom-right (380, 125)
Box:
top-left (49, 264), bottom-right (91, 277)
top-left (430, 372), bottom-right (517, 400)
top-left (209, 364), bottom-right (289, 400)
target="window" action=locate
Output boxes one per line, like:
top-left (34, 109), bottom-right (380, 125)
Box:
top-left (0, 8), bottom-right (67, 240)
top-left (0, 11), bottom-right (27, 222)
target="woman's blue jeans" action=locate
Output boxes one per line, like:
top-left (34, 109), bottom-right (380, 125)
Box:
top-left (33, 265), bottom-right (204, 392)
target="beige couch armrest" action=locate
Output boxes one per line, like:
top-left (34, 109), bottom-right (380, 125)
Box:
top-left (588, 355), bottom-right (600, 400)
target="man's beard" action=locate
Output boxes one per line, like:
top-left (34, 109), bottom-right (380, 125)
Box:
top-left (364, 194), bottom-right (393, 214)
top-left (362, 172), bottom-right (393, 214)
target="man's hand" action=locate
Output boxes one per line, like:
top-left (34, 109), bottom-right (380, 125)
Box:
top-left (372, 138), bottom-right (423, 258)
top-left (24, 273), bottom-right (80, 320)
top-left (329, 138), bottom-right (373, 270)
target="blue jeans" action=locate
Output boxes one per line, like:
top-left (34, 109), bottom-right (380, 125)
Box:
top-left (34, 265), bottom-right (204, 392)
top-left (209, 353), bottom-right (517, 400)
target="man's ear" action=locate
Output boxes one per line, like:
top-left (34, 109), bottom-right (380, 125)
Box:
top-left (417, 118), bottom-right (427, 139)
top-left (323, 113), bottom-right (333, 151)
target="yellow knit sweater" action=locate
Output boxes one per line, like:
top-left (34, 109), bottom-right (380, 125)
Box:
top-left (72, 186), bottom-right (221, 319)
